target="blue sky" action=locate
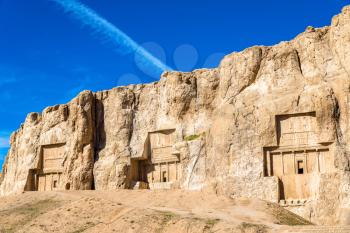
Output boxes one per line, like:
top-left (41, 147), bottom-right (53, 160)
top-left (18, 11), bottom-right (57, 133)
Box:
top-left (0, 0), bottom-right (349, 170)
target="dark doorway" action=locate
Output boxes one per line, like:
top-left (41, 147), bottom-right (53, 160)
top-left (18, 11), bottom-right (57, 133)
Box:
top-left (297, 160), bottom-right (304, 174)
top-left (162, 171), bottom-right (167, 182)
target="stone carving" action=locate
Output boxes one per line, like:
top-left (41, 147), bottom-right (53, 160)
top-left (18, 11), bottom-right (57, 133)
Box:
top-left (277, 112), bottom-right (318, 147)
top-left (37, 144), bottom-right (65, 191)
top-left (130, 129), bottom-right (181, 189)
top-left (25, 143), bottom-right (66, 191)
top-left (41, 144), bottom-right (65, 172)
top-left (264, 112), bottom-right (334, 203)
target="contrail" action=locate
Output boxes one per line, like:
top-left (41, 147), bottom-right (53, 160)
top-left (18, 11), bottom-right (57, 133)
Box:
top-left (50, 0), bottom-right (172, 77)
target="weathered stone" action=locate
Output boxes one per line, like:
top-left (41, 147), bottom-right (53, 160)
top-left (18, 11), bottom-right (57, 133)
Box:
top-left (0, 91), bottom-right (95, 195)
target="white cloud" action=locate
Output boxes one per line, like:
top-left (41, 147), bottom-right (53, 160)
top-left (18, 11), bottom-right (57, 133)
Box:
top-left (51, 0), bottom-right (172, 78)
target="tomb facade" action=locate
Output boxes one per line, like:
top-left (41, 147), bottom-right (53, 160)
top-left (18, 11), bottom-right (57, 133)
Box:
top-left (263, 112), bottom-right (334, 204)
top-left (25, 143), bottom-right (66, 191)
top-left (130, 129), bottom-right (182, 189)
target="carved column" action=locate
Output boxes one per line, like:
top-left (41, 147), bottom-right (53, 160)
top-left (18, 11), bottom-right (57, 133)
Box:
top-left (44, 175), bottom-right (46, 192)
top-left (293, 151), bottom-right (296, 174)
top-left (51, 174), bottom-right (53, 191)
top-left (266, 151), bottom-right (271, 176)
top-left (59, 172), bottom-right (61, 188)
top-left (281, 152), bottom-right (284, 175)
top-left (317, 149), bottom-right (320, 172)
top-left (175, 161), bottom-right (178, 180)
top-left (167, 161), bottom-right (169, 182)
top-left (304, 150), bottom-right (308, 174)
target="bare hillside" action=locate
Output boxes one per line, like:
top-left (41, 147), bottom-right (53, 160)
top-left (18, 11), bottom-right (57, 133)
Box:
top-left (0, 190), bottom-right (316, 233)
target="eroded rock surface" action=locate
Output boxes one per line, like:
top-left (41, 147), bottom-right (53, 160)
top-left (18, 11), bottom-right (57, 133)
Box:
top-left (2, 6), bottom-right (350, 225)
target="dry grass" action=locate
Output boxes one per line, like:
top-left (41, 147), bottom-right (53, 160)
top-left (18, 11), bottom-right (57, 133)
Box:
top-left (0, 190), bottom-right (314, 232)
top-left (237, 222), bottom-right (269, 233)
top-left (0, 198), bottom-right (62, 233)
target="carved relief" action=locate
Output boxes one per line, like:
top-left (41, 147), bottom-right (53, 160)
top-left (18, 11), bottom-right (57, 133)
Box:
top-left (149, 130), bottom-right (179, 161)
top-left (263, 112), bottom-right (334, 205)
top-left (42, 144), bottom-right (65, 172)
top-left (277, 112), bottom-right (318, 147)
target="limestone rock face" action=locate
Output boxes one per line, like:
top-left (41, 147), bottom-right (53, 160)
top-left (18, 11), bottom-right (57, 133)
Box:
top-left (2, 5), bottom-right (350, 225)
top-left (0, 91), bottom-right (95, 195)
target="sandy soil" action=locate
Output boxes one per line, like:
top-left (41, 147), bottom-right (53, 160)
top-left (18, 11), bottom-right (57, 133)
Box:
top-left (0, 189), bottom-right (345, 233)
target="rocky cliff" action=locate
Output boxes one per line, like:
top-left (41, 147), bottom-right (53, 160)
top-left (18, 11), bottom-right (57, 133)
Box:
top-left (2, 6), bottom-right (350, 225)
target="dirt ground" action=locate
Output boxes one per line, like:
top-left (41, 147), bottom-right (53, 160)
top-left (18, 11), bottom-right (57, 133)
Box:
top-left (0, 189), bottom-right (345, 233)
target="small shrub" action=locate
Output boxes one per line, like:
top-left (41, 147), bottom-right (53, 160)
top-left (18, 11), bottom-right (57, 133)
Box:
top-left (184, 134), bottom-right (201, 141)
top-left (204, 218), bottom-right (220, 231)
top-left (206, 218), bottom-right (220, 227)
top-left (161, 211), bottom-right (176, 222)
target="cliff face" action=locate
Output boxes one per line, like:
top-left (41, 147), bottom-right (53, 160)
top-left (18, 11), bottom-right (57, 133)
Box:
top-left (2, 6), bottom-right (350, 225)
top-left (0, 92), bottom-right (95, 194)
